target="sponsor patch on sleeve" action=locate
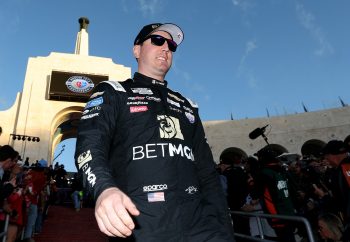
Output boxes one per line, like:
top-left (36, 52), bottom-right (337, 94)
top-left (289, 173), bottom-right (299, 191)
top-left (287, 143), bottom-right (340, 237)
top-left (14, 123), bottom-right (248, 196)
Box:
top-left (185, 112), bottom-right (195, 123)
top-left (77, 150), bottom-right (92, 169)
top-left (89, 91), bottom-right (104, 99)
top-left (81, 113), bottom-right (99, 120)
top-left (168, 92), bottom-right (185, 103)
top-left (102, 80), bottom-right (126, 92)
top-left (186, 98), bottom-right (198, 108)
top-left (77, 150), bottom-right (96, 187)
top-left (167, 98), bottom-right (180, 107)
top-left (85, 97), bottom-right (103, 109)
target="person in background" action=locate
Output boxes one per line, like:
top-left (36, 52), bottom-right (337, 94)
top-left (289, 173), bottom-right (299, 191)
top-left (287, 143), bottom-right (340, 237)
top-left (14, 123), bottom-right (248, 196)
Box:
top-left (322, 140), bottom-right (350, 242)
top-left (22, 169), bottom-right (39, 242)
top-left (71, 173), bottom-right (83, 212)
top-left (0, 145), bottom-right (17, 201)
top-left (1, 164), bottom-right (25, 242)
top-left (75, 22), bottom-right (234, 241)
top-left (34, 159), bottom-right (49, 235)
top-left (251, 147), bottom-right (297, 242)
top-left (318, 213), bottom-right (344, 242)
top-left (219, 153), bottom-right (249, 241)
top-left (241, 173), bottom-right (277, 240)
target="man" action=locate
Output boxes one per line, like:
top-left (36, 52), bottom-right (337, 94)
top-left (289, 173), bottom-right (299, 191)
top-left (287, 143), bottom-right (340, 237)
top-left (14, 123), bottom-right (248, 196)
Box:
top-left (0, 145), bottom-right (17, 200)
top-left (218, 153), bottom-right (249, 241)
top-left (75, 23), bottom-right (234, 241)
top-left (322, 140), bottom-right (350, 241)
top-left (0, 145), bottom-right (17, 232)
top-left (251, 147), bottom-right (296, 242)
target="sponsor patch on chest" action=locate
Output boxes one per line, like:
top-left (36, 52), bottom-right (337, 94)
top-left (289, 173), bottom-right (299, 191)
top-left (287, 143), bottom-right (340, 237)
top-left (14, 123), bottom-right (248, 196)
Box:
top-left (157, 115), bottom-right (184, 140)
top-left (147, 192), bottom-right (165, 202)
top-left (130, 106), bottom-right (148, 113)
top-left (131, 88), bottom-right (153, 95)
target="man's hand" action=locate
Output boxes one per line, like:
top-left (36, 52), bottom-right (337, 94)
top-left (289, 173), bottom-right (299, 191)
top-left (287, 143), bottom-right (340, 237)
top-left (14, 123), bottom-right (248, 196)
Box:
top-left (95, 187), bottom-right (140, 238)
top-left (312, 184), bottom-right (327, 198)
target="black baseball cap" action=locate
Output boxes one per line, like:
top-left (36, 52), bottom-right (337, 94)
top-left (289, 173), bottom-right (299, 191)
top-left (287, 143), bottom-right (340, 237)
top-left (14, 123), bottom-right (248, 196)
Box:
top-left (321, 140), bottom-right (347, 155)
top-left (134, 23), bottom-right (184, 46)
top-left (255, 147), bottom-right (279, 165)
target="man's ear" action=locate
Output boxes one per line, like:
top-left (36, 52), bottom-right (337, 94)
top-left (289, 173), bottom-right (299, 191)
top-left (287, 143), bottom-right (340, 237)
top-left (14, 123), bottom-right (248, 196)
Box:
top-left (133, 45), bottom-right (140, 59)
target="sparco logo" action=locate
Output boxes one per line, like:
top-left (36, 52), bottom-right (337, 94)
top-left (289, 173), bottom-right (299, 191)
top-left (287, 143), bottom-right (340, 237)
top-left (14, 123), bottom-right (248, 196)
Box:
top-left (157, 115), bottom-right (184, 140)
top-left (143, 184), bottom-right (168, 192)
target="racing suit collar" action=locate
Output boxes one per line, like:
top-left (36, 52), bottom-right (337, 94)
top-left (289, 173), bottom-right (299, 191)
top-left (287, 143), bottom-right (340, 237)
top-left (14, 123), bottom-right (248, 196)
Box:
top-left (133, 72), bottom-right (168, 87)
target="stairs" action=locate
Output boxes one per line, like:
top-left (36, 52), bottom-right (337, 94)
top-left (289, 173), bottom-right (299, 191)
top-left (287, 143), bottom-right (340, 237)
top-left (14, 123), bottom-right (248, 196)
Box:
top-left (33, 205), bottom-right (107, 242)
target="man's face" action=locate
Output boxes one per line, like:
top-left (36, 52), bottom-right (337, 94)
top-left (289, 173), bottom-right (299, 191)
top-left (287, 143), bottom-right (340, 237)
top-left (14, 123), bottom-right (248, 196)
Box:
top-left (323, 154), bottom-right (339, 167)
top-left (318, 220), bottom-right (333, 240)
top-left (133, 31), bottom-right (173, 80)
top-left (2, 158), bottom-right (13, 171)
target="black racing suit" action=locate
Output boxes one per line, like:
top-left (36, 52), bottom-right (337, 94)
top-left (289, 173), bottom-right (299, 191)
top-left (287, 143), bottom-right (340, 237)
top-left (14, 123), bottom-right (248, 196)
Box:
top-left (75, 72), bottom-right (234, 242)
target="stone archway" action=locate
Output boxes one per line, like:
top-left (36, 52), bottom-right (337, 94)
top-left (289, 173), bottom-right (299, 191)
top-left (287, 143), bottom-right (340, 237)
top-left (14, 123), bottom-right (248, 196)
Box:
top-left (0, 18), bottom-right (131, 164)
top-left (49, 106), bottom-right (83, 164)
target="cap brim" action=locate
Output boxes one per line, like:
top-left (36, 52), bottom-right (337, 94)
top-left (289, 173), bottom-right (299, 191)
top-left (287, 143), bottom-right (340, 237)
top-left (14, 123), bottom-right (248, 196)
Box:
top-left (152, 23), bottom-right (184, 45)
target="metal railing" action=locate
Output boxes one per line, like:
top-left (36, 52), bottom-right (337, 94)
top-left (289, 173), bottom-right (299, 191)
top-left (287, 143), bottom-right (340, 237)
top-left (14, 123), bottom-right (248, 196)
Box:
top-left (0, 213), bottom-right (10, 242)
top-left (230, 210), bottom-right (315, 242)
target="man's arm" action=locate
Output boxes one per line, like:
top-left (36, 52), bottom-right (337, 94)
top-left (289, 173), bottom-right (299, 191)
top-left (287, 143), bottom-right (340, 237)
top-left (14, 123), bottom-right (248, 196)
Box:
top-left (75, 82), bottom-right (139, 237)
top-left (191, 114), bottom-right (234, 236)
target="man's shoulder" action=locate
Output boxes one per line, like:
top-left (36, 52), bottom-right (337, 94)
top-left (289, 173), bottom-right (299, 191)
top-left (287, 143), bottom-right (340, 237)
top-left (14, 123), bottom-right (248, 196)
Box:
top-left (98, 79), bottom-right (133, 93)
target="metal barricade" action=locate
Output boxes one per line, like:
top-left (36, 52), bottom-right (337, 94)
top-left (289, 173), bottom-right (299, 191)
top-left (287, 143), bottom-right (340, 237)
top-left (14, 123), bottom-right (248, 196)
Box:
top-left (0, 213), bottom-right (10, 242)
top-left (230, 210), bottom-right (315, 242)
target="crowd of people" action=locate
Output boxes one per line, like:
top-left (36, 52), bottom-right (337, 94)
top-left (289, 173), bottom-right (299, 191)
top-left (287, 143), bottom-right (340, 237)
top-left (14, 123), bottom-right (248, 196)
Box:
top-left (0, 145), bottom-right (84, 242)
top-left (2, 138), bottom-right (350, 242)
top-left (218, 139), bottom-right (350, 242)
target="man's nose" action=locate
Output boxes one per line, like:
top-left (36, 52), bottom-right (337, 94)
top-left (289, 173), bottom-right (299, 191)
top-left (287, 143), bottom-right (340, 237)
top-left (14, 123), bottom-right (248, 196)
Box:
top-left (161, 42), bottom-right (170, 52)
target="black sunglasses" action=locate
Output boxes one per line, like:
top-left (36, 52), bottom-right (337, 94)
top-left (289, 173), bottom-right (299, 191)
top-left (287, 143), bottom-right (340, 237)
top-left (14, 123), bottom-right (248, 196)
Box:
top-left (142, 35), bottom-right (177, 52)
